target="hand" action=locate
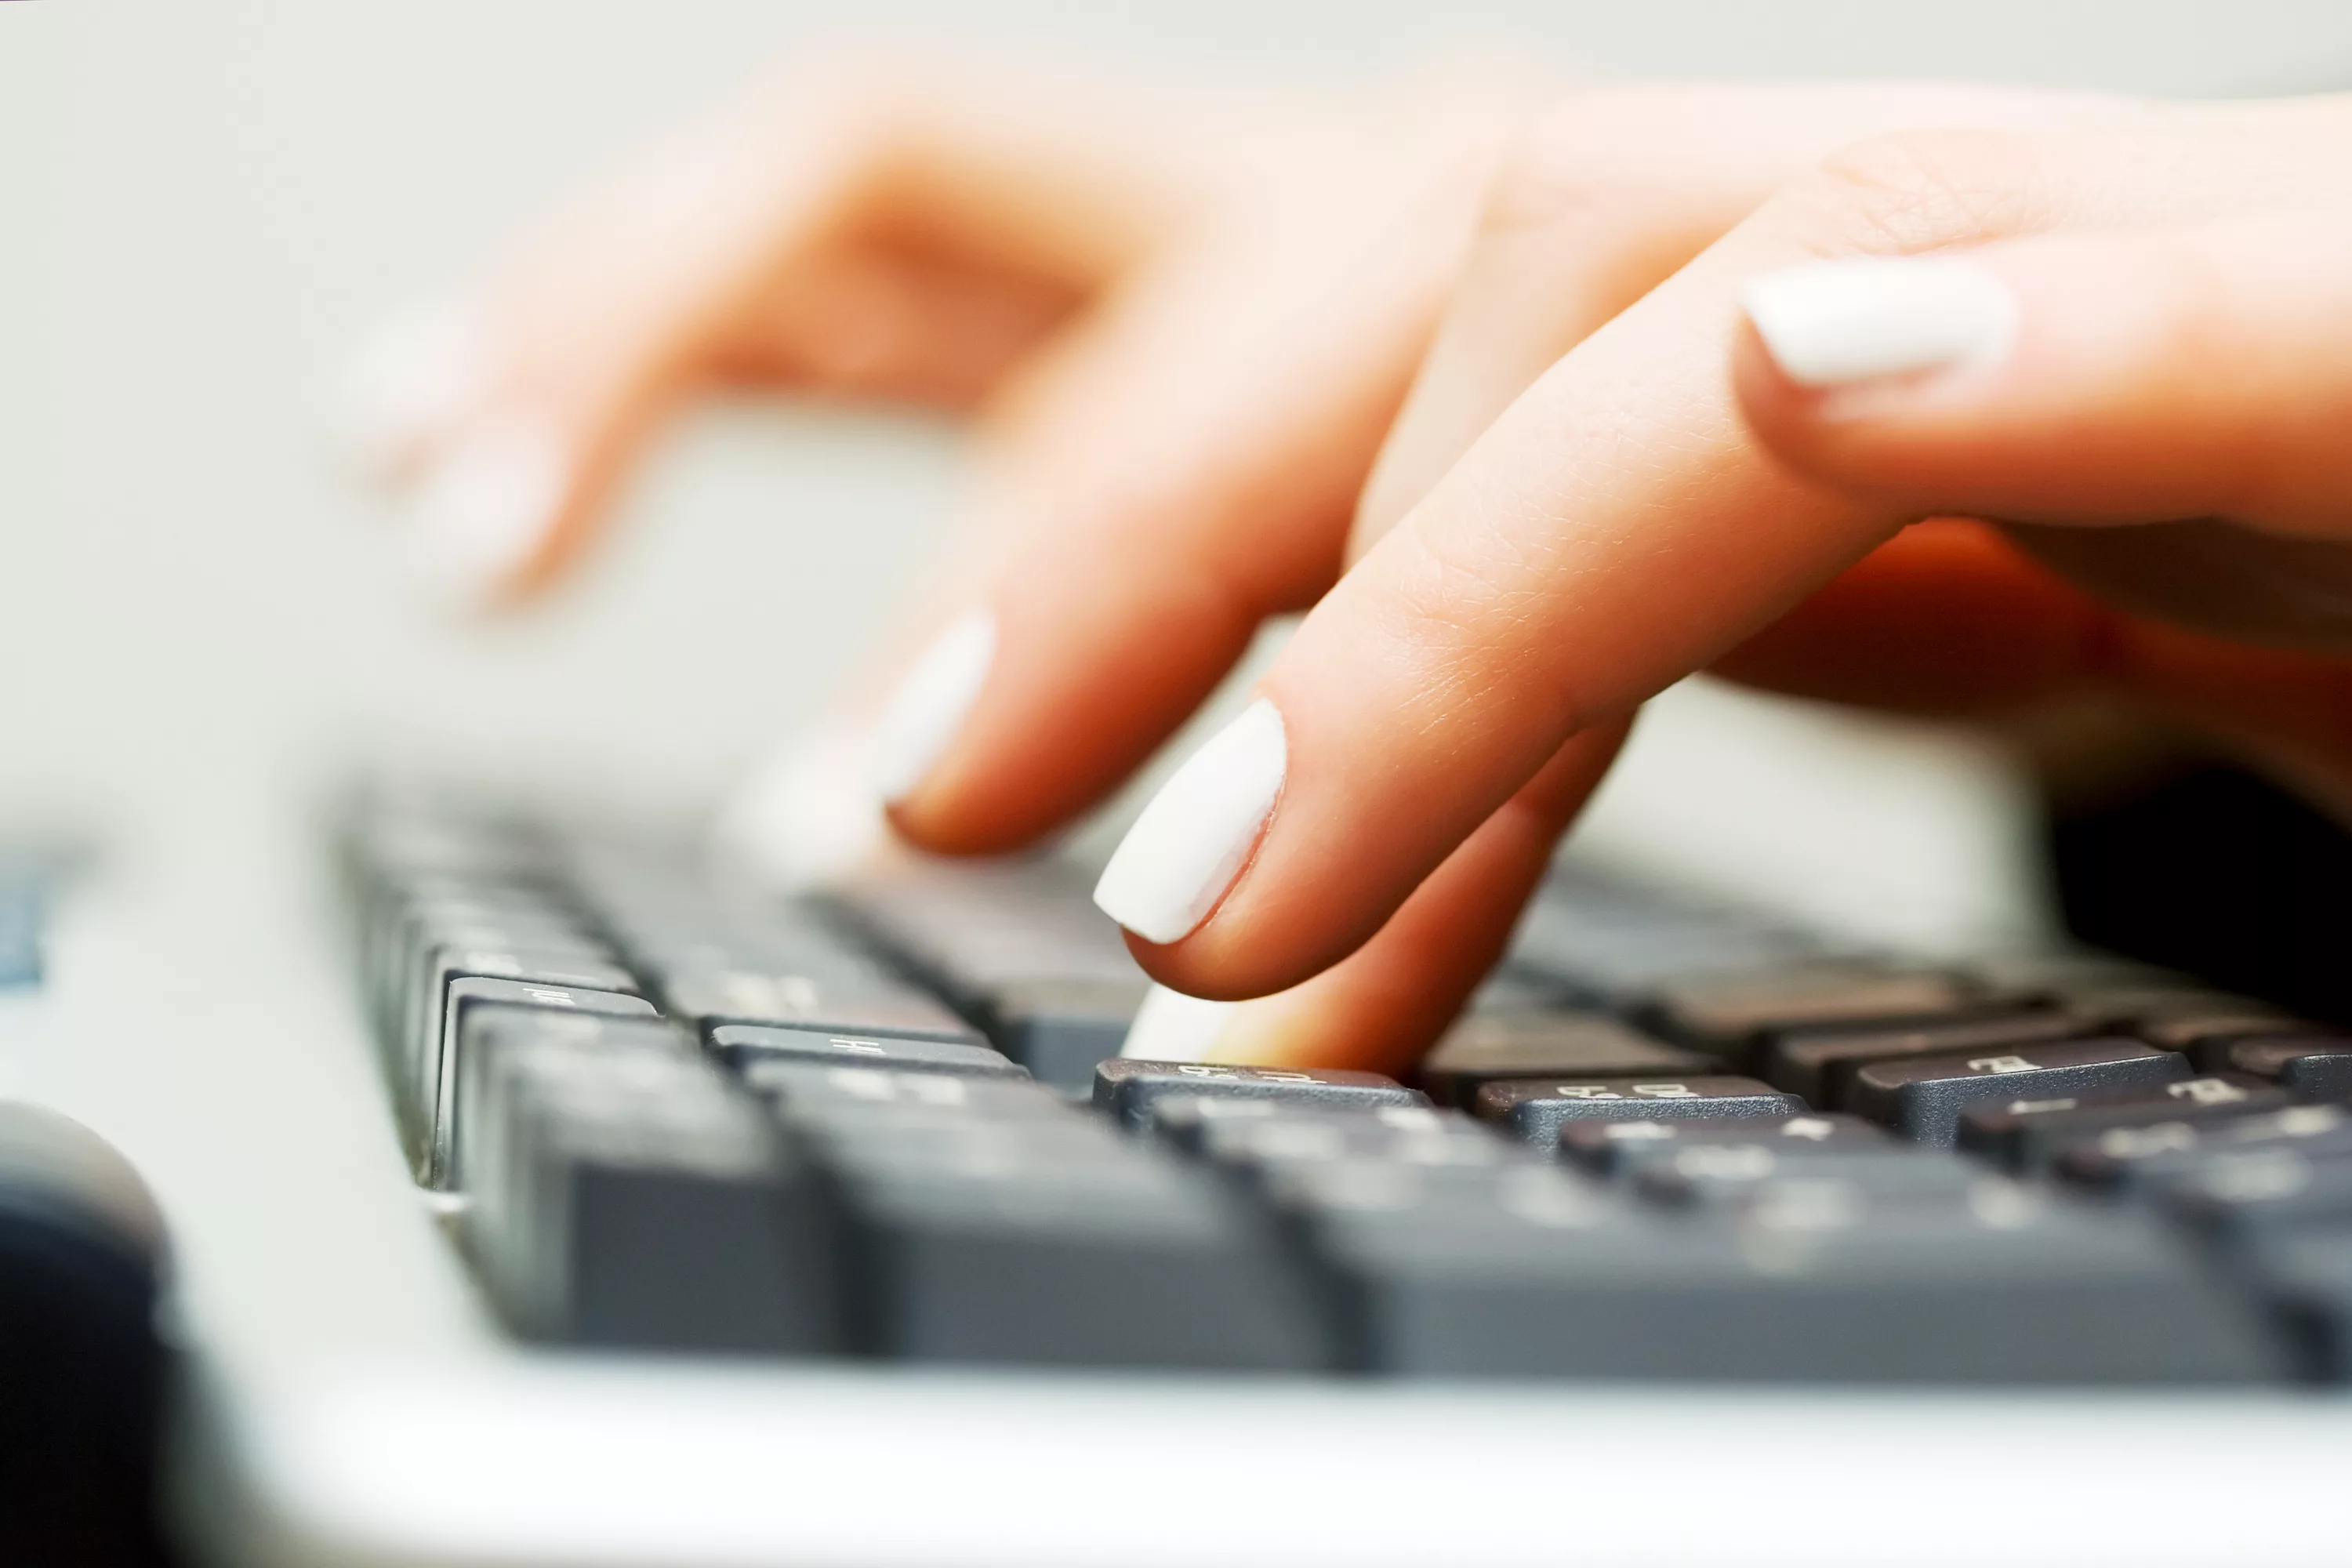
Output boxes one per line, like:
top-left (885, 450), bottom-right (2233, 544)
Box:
top-left (1105, 93), bottom-right (2352, 1070)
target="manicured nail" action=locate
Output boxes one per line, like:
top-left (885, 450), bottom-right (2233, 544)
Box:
top-left (1094, 699), bottom-right (1287, 945)
top-left (1118, 984), bottom-right (1239, 1062)
top-left (869, 609), bottom-right (997, 804)
top-left (1740, 256), bottom-right (2017, 388)
top-left (711, 718), bottom-right (891, 893)
top-left (401, 421), bottom-right (566, 604)
top-left (339, 298), bottom-right (487, 477)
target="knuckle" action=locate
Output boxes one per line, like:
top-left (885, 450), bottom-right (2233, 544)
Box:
top-left (1767, 128), bottom-right (2053, 258)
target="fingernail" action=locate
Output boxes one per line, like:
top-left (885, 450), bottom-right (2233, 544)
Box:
top-left (401, 421), bottom-right (566, 605)
top-left (339, 298), bottom-right (488, 477)
top-left (869, 609), bottom-right (997, 803)
top-left (712, 718), bottom-right (893, 893)
top-left (1740, 256), bottom-right (2017, 388)
top-left (1118, 984), bottom-right (1239, 1062)
top-left (1093, 699), bottom-right (1287, 945)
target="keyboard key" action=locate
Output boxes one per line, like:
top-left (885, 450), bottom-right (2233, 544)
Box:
top-left (2160, 1149), bottom-right (2352, 1240)
top-left (1763, 1011), bottom-right (2083, 1105)
top-left (1956, 1075), bottom-right (2288, 1173)
top-left (1639, 962), bottom-right (1980, 1058)
top-left (2058, 987), bottom-right (2296, 1050)
top-left (711, 1025), bottom-right (1024, 1079)
top-left (2056, 1104), bottom-right (2352, 1193)
top-left (421, 978), bottom-right (658, 1184)
top-left (1275, 1159), bottom-right (2280, 1381)
top-left (467, 1035), bottom-right (836, 1352)
top-left (1628, 1144), bottom-right (1983, 1209)
top-left (1156, 1100), bottom-right (1512, 1174)
top-left (1848, 1038), bottom-right (2188, 1145)
top-left (659, 966), bottom-right (978, 1042)
top-left (449, 1005), bottom-right (696, 1189)
top-left (837, 861), bottom-right (1152, 1088)
top-left (1559, 1112), bottom-right (1888, 1175)
top-left (986, 977), bottom-right (1155, 1091)
top-left (2216, 1034), bottom-right (2352, 1099)
top-left (1417, 1012), bottom-right (1708, 1107)
top-left (1094, 1058), bottom-right (1428, 1131)
top-left (1472, 1076), bottom-right (1802, 1146)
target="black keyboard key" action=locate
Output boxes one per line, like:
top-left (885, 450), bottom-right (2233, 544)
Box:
top-left (987, 977), bottom-right (1154, 1091)
top-left (711, 1025), bottom-right (1025, 1080)
top-left (1628, 1144), bottom-right (1983, 1209)
top-left (1639, 962), bottom-right (1980, 1058)
top-left (1472, 1076), bottom-right (1802, 1146)
top-left (1849, 1039), bottom-right (2188, 1145)
top-left (2217, 1034), bottom-right (2352, 1098)
top-left (422, 978), bottom-right (658, 1184)
top-left (836, 861), bottom-right (1152, 1088)
top-left (1559, 1111), bottom-right (1888, 1174)
top-left (449, 1005), bottom-right (695, 1189)
top-left (467, 1036), bottom-right (836, 1353)
top-left (786, 1074), bottom-right (1319, 1369)
top-left (1956, 1075), bottom-right (2288, 1173)
top-left (1765, 1011), bottom-right (2083, 1105)
top-left (1094, 1058), bottom-right (1427, 1131)
top-left (1417, 1013), bottom-right (1708, 1107)
top-left (1155, 1099), bottom-right (1511, 1173)
top-left (659, 966), bottom-right (978, 1043)
top-left (1275, 1160), bottom-right (2278, 1381)
top-left (2059, 987), bottom-right (2296, 1050)
top-left (2056, 1104), bottom-right (2352, 1192)
top-left (2161, 1149), bottom-right (2352, 1239)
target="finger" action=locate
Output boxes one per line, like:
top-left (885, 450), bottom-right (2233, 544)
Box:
top-left (1734, 211), bottom-right (2352, 543)
top-left (871, 97), bottom-right (1524, 855)
top-left (1092, 126), bottom-right (2153, 996)
top-left (349, 49), bottom-right (1207, 606)
top-left (1146, 723), bottom-right (1631, 1073)
top-left (1350, 84), bottom-right (2129, 561)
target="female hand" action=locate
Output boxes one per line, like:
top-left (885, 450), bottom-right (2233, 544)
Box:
top-left (1112, 91), bottom-right (2352, 1069)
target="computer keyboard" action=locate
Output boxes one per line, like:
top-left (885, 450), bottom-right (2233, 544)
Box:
top-left (335, 794), bottom-right (2352, 1387)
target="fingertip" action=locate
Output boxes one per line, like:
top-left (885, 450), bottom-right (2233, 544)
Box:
top-left (395, 418), bottom-right (574, 612)
top-left (336, 296), bottom-right (491, 483)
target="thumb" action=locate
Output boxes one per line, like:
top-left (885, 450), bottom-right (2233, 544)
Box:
top-left (1730, 212), bottom-right (2352, 540)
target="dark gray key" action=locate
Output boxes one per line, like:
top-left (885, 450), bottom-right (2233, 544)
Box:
top-left (835, 860), bottom-right (1152, 1089)
top-left (1961, 949), bottom-right (2186, 1000)
top-left (2057, 987), bottom-right (2296, 1050)
top-left (1849, 1038), bottom-right (2188, 1145)
top-left (467, 1036), bottom-right (836, 1353)
top-left (2056, 1103), bottom-right (2352, 1192)
top-left (2161, 1149), bottom-right (2352, 1239)
top-left (450, 1005), bottom-right (695, 1189)
top-left (2218, 1035), bottom-right (2352, 1099)
top-left (659, 966), bottom-right (978, 1042)
top-left (1559, 1111), bottom-right (1887, 1174)
top-left (1094, 1058), bottom-right (1428, 1131)
top-left (423, 977), bottom-right (657, 1185)
top-left (2234, 1231), bottom-right (2352, 1380)
top-left (1417, 1012), bottom-right (1708, 1107)
top-left (407, 943), bottom-right (638, 1122)
top-left (1472, 1076), bottom-right (1802, 1146)
top-left (1153, 1099), bottom-right (1512, 1174)
top-left (749, 1063), bottom-right (1074, 1145)
top-left (985, 977), bottom-right (1154, 1091)
top-left (1765, 1010), bottom-right (2084, 1105)
top-left (791, 1073), bottom-right (1319, 1369)
top-left (1639, 962), bottom-right (1980, 1058)
top-left (1956, 1075), bottom-right (2287, 1173)
top-left (712, 1025), bottom-right (1025, 1080)
top-left (1628, 1144), bottom-right (1983, 1209)
top-left (1504, 873), bottom-right (1827, 1005)
top-left (1273, 1159), bottom-right (2280, 1381)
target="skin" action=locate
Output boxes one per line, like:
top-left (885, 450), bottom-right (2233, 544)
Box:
top-left (361, 50), bottom-right (2352, 1075)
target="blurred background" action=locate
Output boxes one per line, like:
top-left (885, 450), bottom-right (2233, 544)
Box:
top-left (5, 0), bottom-right (2352, 976)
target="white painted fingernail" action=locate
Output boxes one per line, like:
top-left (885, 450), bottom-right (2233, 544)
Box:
top-left (1094, 699), bottom-right (1286, 945)
top-left (1119, 984), bottom-right (1239, 1062)
top-left (869, 609), bottom-right (997, 803)
top-left (401, 421), bottom-right (566, 604)
top-left (711, 718), bottom-right (891, 892)
top-left (1740, 256), bottom-right (2017, 388)
top-left (339, 298), bottom-right (488, 477)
